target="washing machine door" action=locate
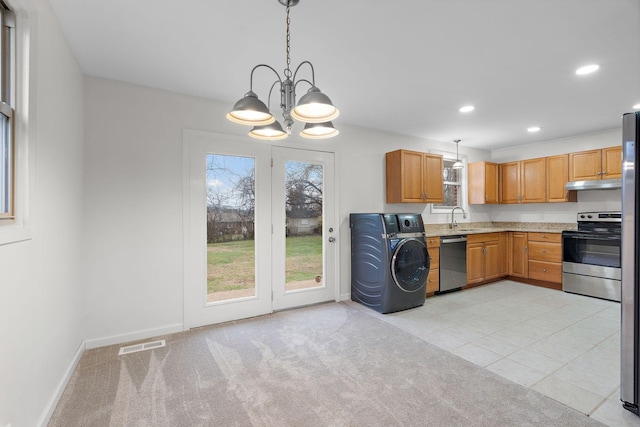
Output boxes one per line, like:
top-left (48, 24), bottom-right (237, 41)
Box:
top-left (390, 238), bottom-right (430, 292)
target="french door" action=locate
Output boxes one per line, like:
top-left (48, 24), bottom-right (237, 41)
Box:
top-left (183, 130), bottom-right (336, 328)
top-left (271, 146), bottom-right (336, 311)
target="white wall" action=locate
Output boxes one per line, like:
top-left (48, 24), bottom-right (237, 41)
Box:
top-left (0, 0), bottom-right (85, 426)
top-left (82, 76), bottom-right (493, 340)
top-left (490, 130), bottom-right (622, 223)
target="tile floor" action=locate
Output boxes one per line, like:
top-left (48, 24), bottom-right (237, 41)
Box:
top-left (350, 280), bottom-right (640, 427)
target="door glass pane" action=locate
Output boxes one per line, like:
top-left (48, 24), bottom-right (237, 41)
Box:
top-left (285, 161), bottom-right (323, 291)
top-left (0, 113), bottom-right (10, 214)
top-left (206, 154), bottom-right (256, 302)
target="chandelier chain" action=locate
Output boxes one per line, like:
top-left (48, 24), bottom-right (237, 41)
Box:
top-left (284, 2), bottom-right (292, 78)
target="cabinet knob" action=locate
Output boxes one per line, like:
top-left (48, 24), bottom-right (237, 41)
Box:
top-left (543, 268), bottom-right (547, 272)
top-left (542, 249), bottom-right (546, 253)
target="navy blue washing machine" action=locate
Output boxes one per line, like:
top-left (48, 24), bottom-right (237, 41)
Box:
top-left (350, 213), bottom-right (429, 313)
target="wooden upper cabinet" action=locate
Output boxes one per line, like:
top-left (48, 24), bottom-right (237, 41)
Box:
top-left (499, 162), bottom-right (520, 204)
top-left (468, 161), bottom-right (498, 204)
top-left (547, 154), bottom-right (577, 203)
top-left (602, 146), bottom-right (623, 179)
top-left (423, 153), bottom-right (444, 202)
top-left (521, 158), bottom-right (546, 203)
top-left (569, 146), bottom-right (622, 181)
top-left (386, 149), bottom-right (444, 203)
top-left (499, 158), bottom-right (546, 204)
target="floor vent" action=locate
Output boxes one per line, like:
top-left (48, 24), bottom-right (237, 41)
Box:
top-left (118, 339), bottom-right (166, 356)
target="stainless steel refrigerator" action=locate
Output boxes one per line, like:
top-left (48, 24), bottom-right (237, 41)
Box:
top-left (622, 111), bottom-right (640, 415)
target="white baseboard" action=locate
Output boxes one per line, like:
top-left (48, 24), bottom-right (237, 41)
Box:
top-left (38, 341), bottom-right (85, 427)
top-left (84, 323), bottom-right (184, 350)
top-left (339, 292), bottom-right (351, 302)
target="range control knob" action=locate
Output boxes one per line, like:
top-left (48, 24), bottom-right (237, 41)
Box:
top-left (587, 214), bottom-right (593, 219)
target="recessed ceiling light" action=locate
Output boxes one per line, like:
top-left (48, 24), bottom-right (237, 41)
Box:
top-left (575, 64), bottom-right (599, 75)
top-left (459, 105), bottom-right (475, 113)
top-left (527, 126), bottom-right (541, 133)
top-left (633, 103), bottom-right (640, 110)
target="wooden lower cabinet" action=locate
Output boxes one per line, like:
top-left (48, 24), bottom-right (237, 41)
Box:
top-left (426, 237), bottom-right (440, 294)
top-left (466, 233), bottom-right (505, 285)
top-left (507, 231), bottom-right (562, 285)
top-left (528, 260), bottom-right (562, 283)
top-left (509, 232), bottom-right (528, 278)
top-left (527, 232), bottom-right (562, 284)
top-left (467, 242), bottom-right (485, 284)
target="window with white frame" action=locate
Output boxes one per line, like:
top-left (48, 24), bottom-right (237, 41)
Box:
top-left (431, 156), bottom-right (467, 213)
top-left (0, 2), bottom-right (14, 220)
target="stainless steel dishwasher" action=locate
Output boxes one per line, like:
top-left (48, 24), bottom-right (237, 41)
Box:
top-left (439, 235), bottom-right (467, 293)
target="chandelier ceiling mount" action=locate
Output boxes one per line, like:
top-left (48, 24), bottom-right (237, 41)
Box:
top-left (226, 0), bottom-right (339, 140)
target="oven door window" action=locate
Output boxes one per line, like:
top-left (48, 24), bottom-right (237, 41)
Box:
top-left (563, 234), bottom-right (620, 268)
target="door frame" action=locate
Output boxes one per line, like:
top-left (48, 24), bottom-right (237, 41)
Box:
top-left (182, 129), bottom-right (341, 330)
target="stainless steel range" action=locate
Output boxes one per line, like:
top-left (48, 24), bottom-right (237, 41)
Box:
top-left (562, 211), bottom-right (621, 302)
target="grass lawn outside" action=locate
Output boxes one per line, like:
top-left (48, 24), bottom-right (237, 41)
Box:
top-left (207, 235), bottom-right (323, 295)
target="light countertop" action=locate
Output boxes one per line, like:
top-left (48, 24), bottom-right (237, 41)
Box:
top-left (424, 222), bottom-right (576, 238)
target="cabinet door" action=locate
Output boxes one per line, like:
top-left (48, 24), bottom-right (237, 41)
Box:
top-left (468, 161), bottom-right (498, 204)
top-left (547, 154), bottom-right (576, 203)
top-left (466, 242), bottom-right (485, 284)
top-left (500, 162), bottom-right (521, 204)
top-left (401, 150), bottom-right (425, 201)
top-left (509, 232), bottom-right (528, 278)
top-left (569, 149), bottom-right (601, 181)
top-left (521, 158), bottom-right (546, 203)
top-left (602, 146), bottom-right (622, 179)
top-left (498, 232), bottom-right (508, 276)
top-left (485, 162), bottom-right (499, 204)
top-left (423, 153), bottom-right (444, 203)
top-left (484, 241), bottom-right (501, 280)
top-left (426, 268), bottom-right (439, 294)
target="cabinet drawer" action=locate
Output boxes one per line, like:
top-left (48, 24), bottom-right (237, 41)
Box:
top-left (426, 268), bottom-right (439, 293)
top-left (528, 241), bottom-right (561, 262)
top-left (426, 236), bottom-right (440, 248)
top-left (528, 232), bottom-right (561, 243)
top-left (428, 247), bottom-right (440, 267)
top-left (528, 260), bottom-right (562, 283)
top-left (467, 233), bottom-right (500, 244)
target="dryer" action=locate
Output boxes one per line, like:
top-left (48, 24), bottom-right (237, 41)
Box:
top-left (350, 213), bottom-right (429, 313)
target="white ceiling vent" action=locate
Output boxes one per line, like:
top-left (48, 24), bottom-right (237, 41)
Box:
top-left (118, 339), bottom-right (166, 356)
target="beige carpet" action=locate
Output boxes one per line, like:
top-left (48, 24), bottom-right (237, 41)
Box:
top-left (49, 302), bottom-right (604, 426)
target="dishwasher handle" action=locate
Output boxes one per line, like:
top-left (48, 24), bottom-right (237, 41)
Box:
top-left (441, 236), bottom-right (467, 244)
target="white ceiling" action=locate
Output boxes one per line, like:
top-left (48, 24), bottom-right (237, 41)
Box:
top-left (47, 0), bottom-right (640, 150)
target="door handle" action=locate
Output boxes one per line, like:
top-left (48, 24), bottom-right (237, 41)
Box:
top-left (328, 237), bottom-right (335, 243)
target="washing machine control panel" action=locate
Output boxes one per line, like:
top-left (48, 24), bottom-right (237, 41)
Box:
top-left (396, 214), bottom-right (425, 233)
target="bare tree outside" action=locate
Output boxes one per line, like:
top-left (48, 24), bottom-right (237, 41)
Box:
top-left (205, 155), bottom-right (325, 301)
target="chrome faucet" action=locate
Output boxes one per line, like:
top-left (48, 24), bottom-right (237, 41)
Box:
top-left (450, 206), bottom-right (467, 229)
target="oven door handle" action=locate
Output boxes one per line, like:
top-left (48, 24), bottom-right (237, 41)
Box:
top-left (562, 234), bottom-right (621, 241)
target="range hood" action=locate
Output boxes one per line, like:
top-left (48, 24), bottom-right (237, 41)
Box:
top-left (565, 178), bottom-right (622, 191)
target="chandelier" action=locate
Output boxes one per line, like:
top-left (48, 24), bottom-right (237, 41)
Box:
top-left (226, 0), bottom-right (339, 140)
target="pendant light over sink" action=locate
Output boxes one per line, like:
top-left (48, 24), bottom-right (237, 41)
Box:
top-left (226, 0), bottom-right (339, 140)
top-left (452, 139), bottom-right (464, 170)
